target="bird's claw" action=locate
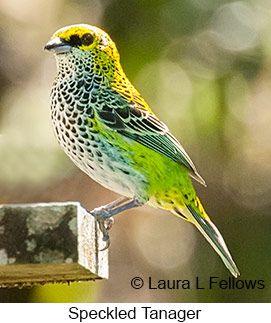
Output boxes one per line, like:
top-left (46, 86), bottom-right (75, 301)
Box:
top-left (104, 217), bottom-right (114, 230)
top-left (90, 207), bottom-right (114, 251)
top-left (97, 217), bottom-right (114, 251)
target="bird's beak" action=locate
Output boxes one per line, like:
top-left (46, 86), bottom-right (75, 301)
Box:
top-left (44, 37), bottom-right (72, 54)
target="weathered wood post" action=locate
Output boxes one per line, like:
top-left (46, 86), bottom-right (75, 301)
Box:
top-left (0, 202), bottom-right (108, 287)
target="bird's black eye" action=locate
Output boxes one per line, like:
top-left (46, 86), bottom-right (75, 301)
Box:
top-left (81, 33), bottom-right (94, 46)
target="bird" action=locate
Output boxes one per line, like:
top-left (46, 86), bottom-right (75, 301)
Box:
top-left (45, 24), bottom-right (240, 277)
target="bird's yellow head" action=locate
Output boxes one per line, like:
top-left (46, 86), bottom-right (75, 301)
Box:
top-left (45, 24), bottom-right (120, 63)
top-left (45, 24), bottom-right (136, 94)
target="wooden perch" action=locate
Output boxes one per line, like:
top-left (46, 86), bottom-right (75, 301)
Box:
top-left (0, 202), bottom-right (108, 288)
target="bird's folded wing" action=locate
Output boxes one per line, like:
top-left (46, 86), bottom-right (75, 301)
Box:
top-left (96, 93), bottom-right (206, 186)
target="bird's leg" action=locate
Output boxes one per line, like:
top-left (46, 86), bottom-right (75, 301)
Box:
top-left (89, 198), bottom-right (144, 250)
top-left (94, 196), bottom-right (130, 211)
top-left (92, 196), bottom-right (130, 230)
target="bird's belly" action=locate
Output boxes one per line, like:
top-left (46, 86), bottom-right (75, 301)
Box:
top-left (72, 149), bottom-right (145, 198)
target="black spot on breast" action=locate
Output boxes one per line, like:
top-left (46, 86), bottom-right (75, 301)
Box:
top-left (61, 134), bottom-right (67, 143)
top-left (76, 104), bottom-right (85, 112)
top-left (83, 93), bottom-right (89, 99)
top-left (95, 76), bottom-right (102, 83)
top-left (79, 126), bottom-right (86, 132)
top-left (77, 117), bottom-right (83, 125)
top-left (96, 150), bottom-right (102, 157)
top-left (73, 88), bottom-right (80, 96)
top-left (66, 96), bottom-right (73, 104)
top-left (77, 80), bottom-right (84, 88)
top-left (86, 107), bottom-right (94, 117)
top-left (86, 77), bottom-right (93, 84)
top-left (90, 96), bottom-right (97, 104)
top-left (87, 149), bottom-right (94, 158)
top-left (85, 83), bottom-right (93, 91)
top-left (87, 164), bottom-right (94, 170)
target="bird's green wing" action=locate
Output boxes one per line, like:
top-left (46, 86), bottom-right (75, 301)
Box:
top-left (96, 93), bottom-right (206, 186)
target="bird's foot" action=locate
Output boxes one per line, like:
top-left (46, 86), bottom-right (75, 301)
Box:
top-left (88, 197), bottom-right (144, 251)
top-left (91, 207), bottom-right (115, 251)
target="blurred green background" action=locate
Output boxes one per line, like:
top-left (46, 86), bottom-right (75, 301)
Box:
top-left (0, 0), bottom-right (270, 302)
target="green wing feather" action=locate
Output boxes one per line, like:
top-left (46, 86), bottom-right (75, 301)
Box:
top-left (96, 90), bottom-right (206, 186)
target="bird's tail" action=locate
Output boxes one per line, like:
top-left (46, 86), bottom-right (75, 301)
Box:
top-left (173, 197), bottom-right (240, 278)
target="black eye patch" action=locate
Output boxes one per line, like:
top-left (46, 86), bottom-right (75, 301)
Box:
top-left (69, 34), bottom-right (82, 47)
top-left (68, 33), bottom-right (94, 48)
